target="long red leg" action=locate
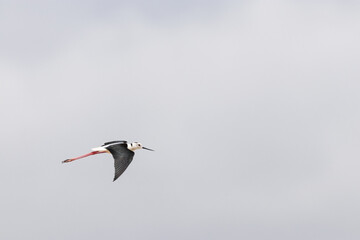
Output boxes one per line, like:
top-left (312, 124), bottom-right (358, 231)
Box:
top-left (62, 151), bottom-right (102, 163)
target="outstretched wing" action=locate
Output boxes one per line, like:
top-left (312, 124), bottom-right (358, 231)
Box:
top-left (106, 144), bottom-right (135, 181)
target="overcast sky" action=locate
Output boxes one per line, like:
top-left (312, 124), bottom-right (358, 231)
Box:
top-left (1, 1), bottom-right (360, 239)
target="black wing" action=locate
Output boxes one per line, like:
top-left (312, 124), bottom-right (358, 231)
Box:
top-left (102, 140), bottom-right (127, 146)
top-left (106, 144), bottom-right (135, 181)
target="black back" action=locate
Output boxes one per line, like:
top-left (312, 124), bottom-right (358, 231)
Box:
top-left (105, 143), bottom-right (135, 181)
top-left (102, 140), bottom-right (127, 146)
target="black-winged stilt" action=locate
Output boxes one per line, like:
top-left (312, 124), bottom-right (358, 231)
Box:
top-left (63, 140), bottom-right (154, 181)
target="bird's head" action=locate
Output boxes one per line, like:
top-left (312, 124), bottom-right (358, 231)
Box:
top-left (128, 142), bottom-right (154, 151)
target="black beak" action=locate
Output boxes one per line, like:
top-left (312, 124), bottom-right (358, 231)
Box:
top-left (142, 147), bottom-right (154, 151)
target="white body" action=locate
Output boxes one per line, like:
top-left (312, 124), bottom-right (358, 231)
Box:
top-left (91, 146), bottom-right (108, 153)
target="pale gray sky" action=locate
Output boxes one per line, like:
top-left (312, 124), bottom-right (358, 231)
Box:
top-left (1, 1), bottom-right (360, 239)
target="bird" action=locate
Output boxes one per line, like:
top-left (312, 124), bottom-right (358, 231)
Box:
top-left (62, 140), bottom-right (154, 181)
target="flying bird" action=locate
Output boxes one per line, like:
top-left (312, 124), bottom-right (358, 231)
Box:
top-left (62, 140), bottom-right (154, 181)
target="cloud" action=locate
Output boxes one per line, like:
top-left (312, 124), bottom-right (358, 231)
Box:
top-left (1, 1), bottom-right (360, 239)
